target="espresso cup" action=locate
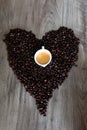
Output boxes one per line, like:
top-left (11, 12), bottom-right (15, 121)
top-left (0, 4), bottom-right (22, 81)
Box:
top-left (34, 46), bottom-right (52, 67)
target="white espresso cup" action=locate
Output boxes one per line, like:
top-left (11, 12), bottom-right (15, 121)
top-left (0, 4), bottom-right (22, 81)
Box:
top-left (34, 46), bottom-right (52, 67)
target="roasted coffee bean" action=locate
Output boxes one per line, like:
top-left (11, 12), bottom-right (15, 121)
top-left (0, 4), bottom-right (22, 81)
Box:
top-left (3, 27), bottom-right (80, 116)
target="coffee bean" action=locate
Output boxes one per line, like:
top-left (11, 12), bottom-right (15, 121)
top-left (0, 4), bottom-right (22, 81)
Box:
top-left (3, 27), bottom-right (80, 116)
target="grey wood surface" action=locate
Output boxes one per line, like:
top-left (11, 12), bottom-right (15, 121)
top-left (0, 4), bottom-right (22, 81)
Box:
top-left (0, 0), bottom-right (87, 130)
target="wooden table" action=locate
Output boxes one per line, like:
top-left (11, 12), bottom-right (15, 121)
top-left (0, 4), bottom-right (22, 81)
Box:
top-left (0, 0), bottom-right (87, 130)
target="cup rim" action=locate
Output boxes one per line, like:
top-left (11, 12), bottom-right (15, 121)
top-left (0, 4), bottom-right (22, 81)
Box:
top-left (34, 48), bottom-right (52, 67)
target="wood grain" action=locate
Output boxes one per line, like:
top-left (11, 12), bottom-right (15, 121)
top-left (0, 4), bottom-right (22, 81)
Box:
top-left (0, 0), bottom-right (87, 130)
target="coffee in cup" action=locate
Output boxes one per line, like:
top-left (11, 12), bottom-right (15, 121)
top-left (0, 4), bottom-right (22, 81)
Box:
top-left (34, 46), bottom-right (52, 67)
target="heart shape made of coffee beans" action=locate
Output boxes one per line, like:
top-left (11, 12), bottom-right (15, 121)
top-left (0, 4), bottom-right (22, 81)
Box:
top-left (3, 26), bottom-right (80, 116)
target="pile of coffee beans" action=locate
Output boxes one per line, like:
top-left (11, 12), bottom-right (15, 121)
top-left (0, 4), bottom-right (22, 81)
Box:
top-left (3, 27), bottom-right (80, 116)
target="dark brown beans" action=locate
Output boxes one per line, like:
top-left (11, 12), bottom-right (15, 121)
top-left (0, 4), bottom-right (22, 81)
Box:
top-left (3, 26), bottom-right (80, 116)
